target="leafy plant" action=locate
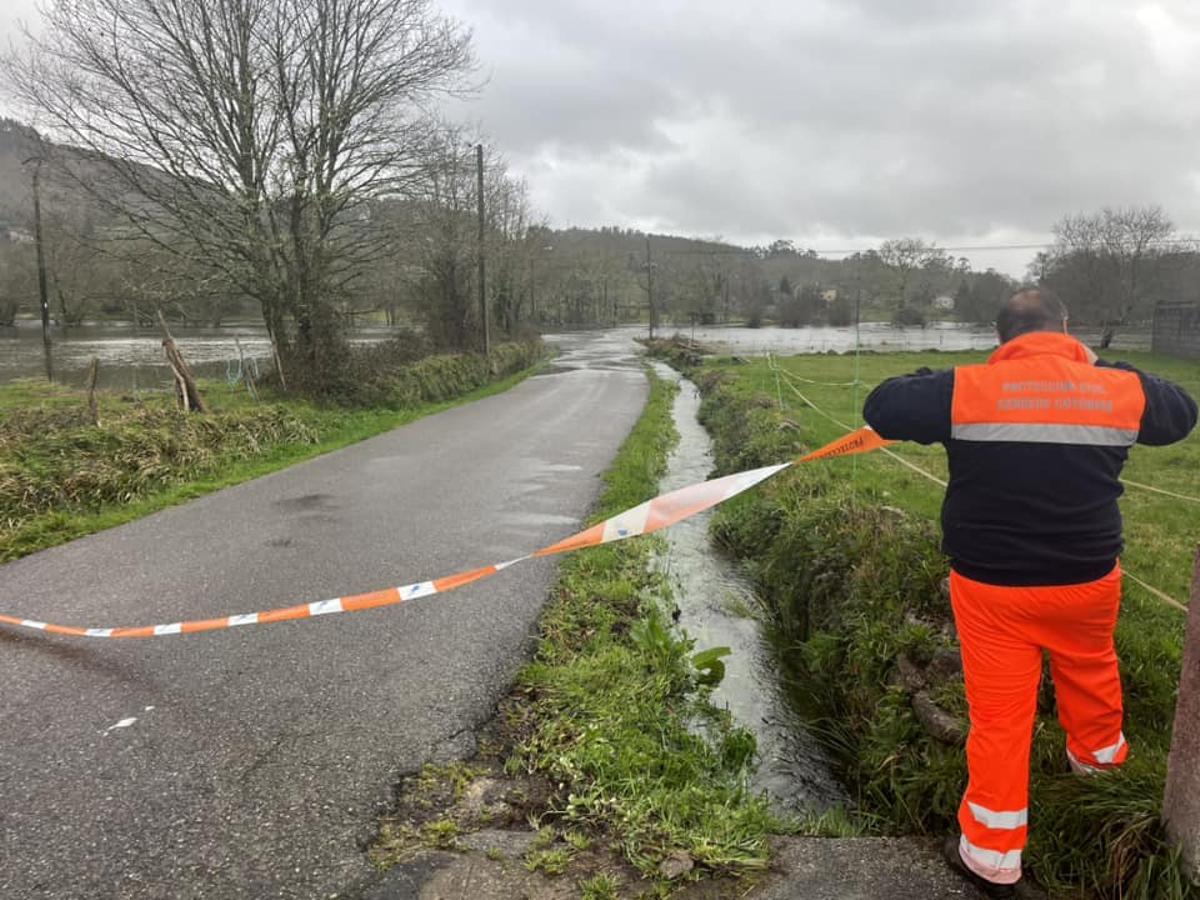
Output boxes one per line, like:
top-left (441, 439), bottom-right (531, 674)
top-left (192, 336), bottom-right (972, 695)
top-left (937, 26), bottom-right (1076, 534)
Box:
top-left (691, 646), bottom-right (731, 687)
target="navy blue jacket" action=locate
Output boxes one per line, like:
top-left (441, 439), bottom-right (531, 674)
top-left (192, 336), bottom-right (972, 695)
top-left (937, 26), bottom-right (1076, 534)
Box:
top-left (863, 343), bottom-right (1197, 587)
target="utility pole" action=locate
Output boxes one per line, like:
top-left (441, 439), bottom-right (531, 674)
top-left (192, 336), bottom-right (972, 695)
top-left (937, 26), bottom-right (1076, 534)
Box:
top-left (529, 245), bottom-right (552, 325)
top-left (25, 156), bottom-right (52, 381)
top-left (1164, 546), bottom-right (1200, 885)
top-left (530, 254), bottom-right (537, 323)
top-left (476, 143), bottom-right (489, 357)
top-left (645, 236), bottom-right (656, 340)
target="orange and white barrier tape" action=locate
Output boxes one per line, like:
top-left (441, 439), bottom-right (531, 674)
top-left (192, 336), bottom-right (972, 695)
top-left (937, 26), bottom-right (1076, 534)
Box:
top-left (0, 427), bottom-right (894, 639)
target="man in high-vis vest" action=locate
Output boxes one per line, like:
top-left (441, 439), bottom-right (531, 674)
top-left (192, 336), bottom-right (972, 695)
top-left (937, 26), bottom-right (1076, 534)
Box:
top-left (863, 289), bottom-right (1197, 898)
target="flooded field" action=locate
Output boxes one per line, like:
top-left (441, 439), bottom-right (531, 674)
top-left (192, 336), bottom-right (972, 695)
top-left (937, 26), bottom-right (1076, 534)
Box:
top-left (658, 321), bottom-right (1151, 355)
top-left (0, 320), bottom-right (398, 389)
top-left (653, 362), bottom-right (845, 815)
top-left (1, 320), bottom-right (1153, 389)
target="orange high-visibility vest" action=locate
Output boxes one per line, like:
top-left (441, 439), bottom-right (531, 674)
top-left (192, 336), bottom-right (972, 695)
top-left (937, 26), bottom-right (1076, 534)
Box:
top-left (951, 333), bottom-right (1145, 447)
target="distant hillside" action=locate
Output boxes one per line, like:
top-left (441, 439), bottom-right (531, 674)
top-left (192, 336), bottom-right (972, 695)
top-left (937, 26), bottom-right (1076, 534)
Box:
top-left (0, 118), bottom-right (114, 236)
top-left (0, 118), bottom-right (42, 230)
top-left (542, 224), bottom-right (747, 260)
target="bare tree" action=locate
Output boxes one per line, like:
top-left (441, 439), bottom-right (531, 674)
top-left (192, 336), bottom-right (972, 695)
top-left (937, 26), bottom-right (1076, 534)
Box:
top-left (406, 130), bottom-right (481, 346)
top-left (8, 0), bottom-right (473, 389)
top-left (1045, 205), bottom-right (1177, 347)
top-left (877, 237), bottom-right (949, 320)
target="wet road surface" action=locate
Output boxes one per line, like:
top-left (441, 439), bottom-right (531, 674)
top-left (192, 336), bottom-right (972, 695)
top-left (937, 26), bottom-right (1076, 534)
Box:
top-left (0, 331), bottom-right (646, 899)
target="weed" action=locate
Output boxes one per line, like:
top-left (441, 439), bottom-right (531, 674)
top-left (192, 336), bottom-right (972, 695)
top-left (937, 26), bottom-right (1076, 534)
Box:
top-left (578, 872), bottom-right (621, 899)
top-left (531, 825), bottom-right (558, 851)
top-left (524, 848), bottom-right (572, 875)
top-left (792, 805), bottom-right (876, 838)
top-left (563, 830), bottom-right (592, 851)
top-left (411, 761), bottom-right (489, 802)
top-left (420, 818), bottom-right (460, 850)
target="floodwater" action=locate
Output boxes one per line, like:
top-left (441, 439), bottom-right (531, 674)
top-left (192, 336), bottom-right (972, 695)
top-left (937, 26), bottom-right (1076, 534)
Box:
top-left (0, 319), bottom-right (1152, 389)
top-left (653, 362), bottom-right (845, 815)
top-left (0, 320), bottom-right (398, 389)
top-left (655, 321), bottom-right (1151, 355)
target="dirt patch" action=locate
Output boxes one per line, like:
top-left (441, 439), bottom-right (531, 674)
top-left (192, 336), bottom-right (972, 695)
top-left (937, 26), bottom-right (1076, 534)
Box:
top-left (354, 692), bottom-right (753, 899)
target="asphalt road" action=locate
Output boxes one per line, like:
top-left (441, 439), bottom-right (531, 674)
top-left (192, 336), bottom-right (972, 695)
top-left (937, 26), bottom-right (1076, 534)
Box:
top-left (0, 331), bottom-right (647, 899)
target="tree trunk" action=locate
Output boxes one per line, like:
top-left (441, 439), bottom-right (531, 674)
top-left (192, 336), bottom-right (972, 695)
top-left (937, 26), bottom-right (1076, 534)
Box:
top-left (1100, 323), bottom-right (1116, 349)
top-left (157, 309), bottom-right (206, 413)
top-left (1163, 547), bottom-right (1200, 885)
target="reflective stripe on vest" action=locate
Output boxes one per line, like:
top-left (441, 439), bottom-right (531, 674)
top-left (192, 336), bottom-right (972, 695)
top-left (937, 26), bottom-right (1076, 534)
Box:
top-left (951, 334), bottom-right (1145, 446)
top-left (951, 423), bottom-right (1138, 446)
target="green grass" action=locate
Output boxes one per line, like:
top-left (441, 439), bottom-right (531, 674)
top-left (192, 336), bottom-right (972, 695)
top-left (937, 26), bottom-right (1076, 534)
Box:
top-left (687, 346), bottom-right (1200, 899)
top-left (507, 369), bottom-right (778, 885)
top-left (0, 349), bottom-right (546, 561)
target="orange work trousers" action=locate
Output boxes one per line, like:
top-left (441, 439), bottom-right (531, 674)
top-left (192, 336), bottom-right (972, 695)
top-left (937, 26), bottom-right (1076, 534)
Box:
top-left (950, 563), bottom-right (1128, 885)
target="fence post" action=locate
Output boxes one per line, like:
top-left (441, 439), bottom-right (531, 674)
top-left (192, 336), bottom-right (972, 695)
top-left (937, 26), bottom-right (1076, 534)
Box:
top-left (1163, 545), bottom-right (1200, 884)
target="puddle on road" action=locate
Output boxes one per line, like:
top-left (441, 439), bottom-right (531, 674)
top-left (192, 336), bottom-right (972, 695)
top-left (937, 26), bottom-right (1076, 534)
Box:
top-left (538, 329), bottom-right (645, 375)
top-left (653, 363), bottom-right (845, 816)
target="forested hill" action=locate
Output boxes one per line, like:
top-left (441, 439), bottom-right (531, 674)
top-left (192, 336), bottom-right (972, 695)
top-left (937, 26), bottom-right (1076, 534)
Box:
top-left (0, 118), bottom-right (43, 231)
top-left (0, 118), bottom-right (114, 236)
top-left (544, 225), bottom-right (742, 260)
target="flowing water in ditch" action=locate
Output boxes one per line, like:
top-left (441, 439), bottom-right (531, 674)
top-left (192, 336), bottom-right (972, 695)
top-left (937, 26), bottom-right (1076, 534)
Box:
top-left (652, 362), bottom-right (846, 815)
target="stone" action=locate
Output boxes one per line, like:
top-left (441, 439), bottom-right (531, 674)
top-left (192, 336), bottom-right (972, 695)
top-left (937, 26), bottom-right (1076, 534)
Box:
top-left (658, 850), bottom-right (695, 880)
top-left (912, 690), bottom-right (967, 745)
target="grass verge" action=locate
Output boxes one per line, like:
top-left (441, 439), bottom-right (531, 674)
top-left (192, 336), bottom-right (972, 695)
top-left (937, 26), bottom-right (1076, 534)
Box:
top-left (505, 368), bottom-right (778, 884)
top-left (0, 341), bottom-right (545, 561)
top-left (681, 345), bottom-right (1198, 899)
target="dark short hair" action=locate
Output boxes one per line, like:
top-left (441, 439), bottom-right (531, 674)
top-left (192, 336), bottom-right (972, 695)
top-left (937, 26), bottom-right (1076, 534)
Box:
top-left (996, 289), bottom-right (1069, 343)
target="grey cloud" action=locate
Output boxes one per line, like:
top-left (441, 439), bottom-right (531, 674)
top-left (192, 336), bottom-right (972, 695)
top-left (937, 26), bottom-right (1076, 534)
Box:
top-left (437, 0), bottom-right (1200, 265)
top-left (5, 0), bottom-right (1196, 269)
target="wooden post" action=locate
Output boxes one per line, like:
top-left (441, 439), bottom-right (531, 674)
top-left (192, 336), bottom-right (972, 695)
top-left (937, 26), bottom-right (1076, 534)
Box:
top-left (476, 143), bottom-right (489, 357)
top-left (157, 309), bottom-right (207, 413)
top-left (234, 337), bottom-right (259, 401)
top-left (84, 357), bottom-right (100, 425)
top-left (1164, 546), bottom-right (1200, 884)
top-left (645, 236), bottom-right (656, 340)
top-left (26, 158), bottom-right (52, 381)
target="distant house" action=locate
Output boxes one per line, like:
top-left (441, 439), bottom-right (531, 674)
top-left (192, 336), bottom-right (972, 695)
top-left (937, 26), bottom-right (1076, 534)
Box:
top-left (932, 294), bottom-right (955, 311)
top-left (3, 227), bottom-right (34, 244)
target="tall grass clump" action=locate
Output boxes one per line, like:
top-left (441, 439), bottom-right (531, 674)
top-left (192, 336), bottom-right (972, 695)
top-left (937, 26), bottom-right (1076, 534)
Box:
top-left (0, 405), bottom-right (320, 530)
top-left (278, 333), bottom-right (544, 407)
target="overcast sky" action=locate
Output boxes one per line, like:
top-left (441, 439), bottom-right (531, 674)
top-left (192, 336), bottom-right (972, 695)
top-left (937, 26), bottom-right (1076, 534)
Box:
top-left (6, 0), bottom-right (1200, 274)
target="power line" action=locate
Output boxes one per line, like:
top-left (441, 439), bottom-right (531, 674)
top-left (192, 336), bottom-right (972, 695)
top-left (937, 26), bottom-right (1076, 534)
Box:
top-left (556, 237), bottom-right (1198, 259)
